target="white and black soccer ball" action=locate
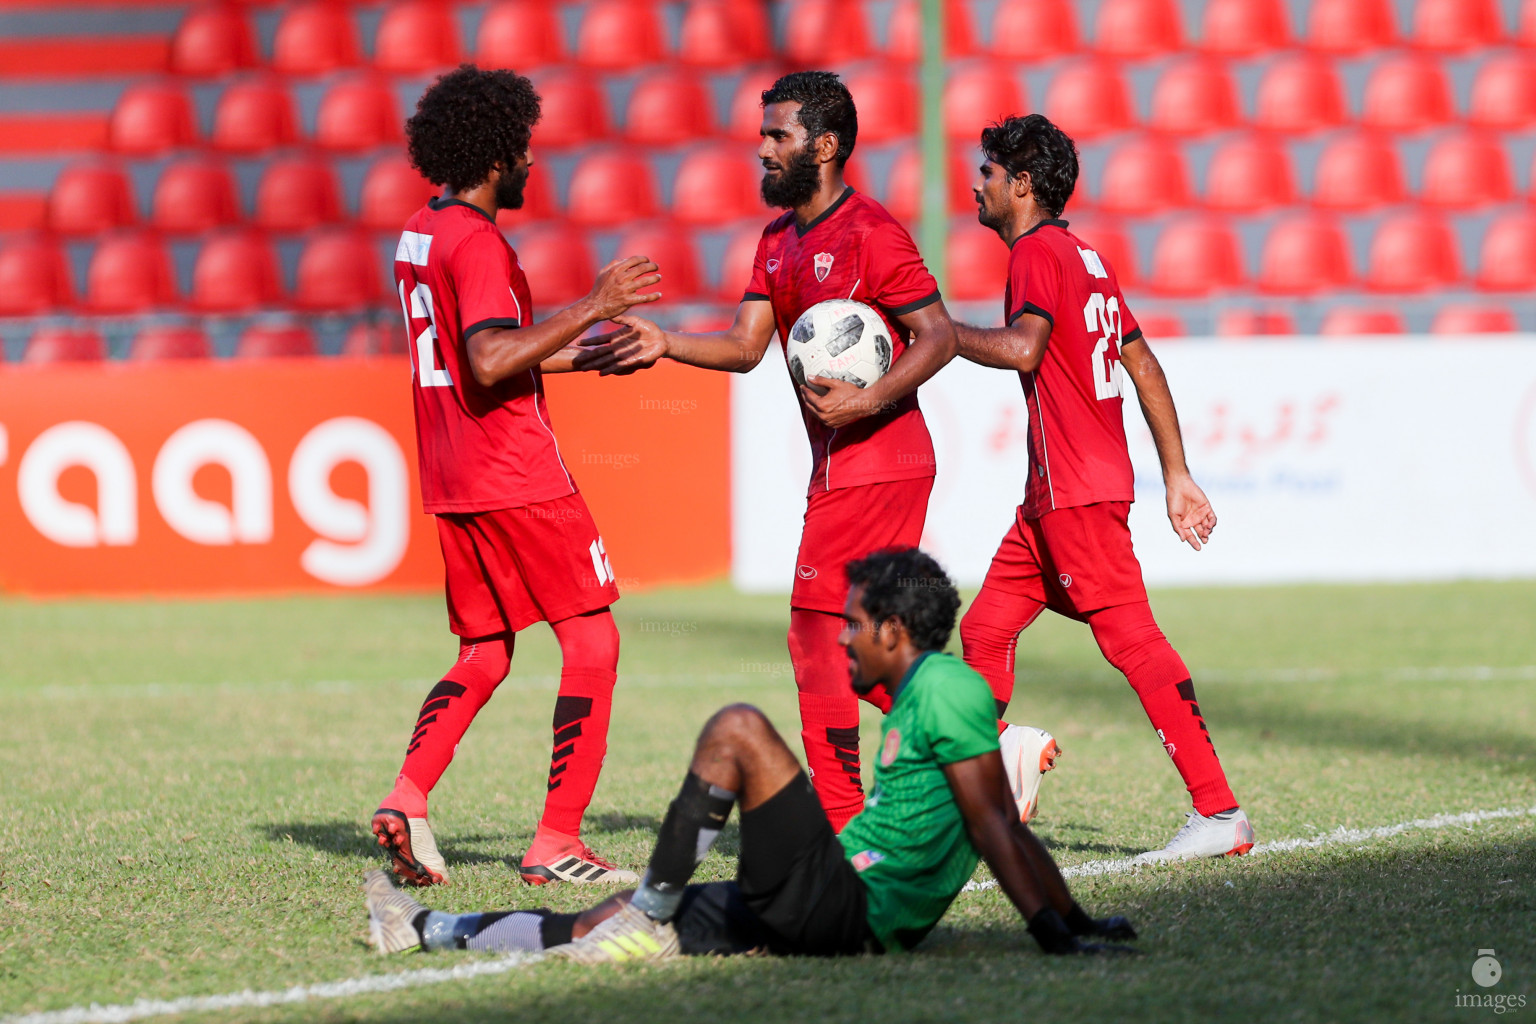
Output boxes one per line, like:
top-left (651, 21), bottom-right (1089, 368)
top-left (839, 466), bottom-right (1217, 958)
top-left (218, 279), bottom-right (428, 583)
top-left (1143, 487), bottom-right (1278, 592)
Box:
top-left (785, 299), bottom-right (893, 395)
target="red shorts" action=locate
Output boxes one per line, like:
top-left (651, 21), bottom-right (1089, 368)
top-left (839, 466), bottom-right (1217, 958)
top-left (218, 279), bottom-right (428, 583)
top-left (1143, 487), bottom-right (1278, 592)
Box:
top-left (979, 501), bottom-right (1148, 619)
top-left (791, 478), bottom-right (933, 614)
top-left (436, 493), bottom-right (620, 638)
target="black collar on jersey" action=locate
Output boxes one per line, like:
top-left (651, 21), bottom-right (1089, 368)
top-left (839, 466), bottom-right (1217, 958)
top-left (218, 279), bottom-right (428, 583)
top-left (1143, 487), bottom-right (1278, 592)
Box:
top-left (795, 186), bottom-right (855, 238)
top-left (1008, 218), bottom-right (1069, 248)
top-left (430, 196), bottom-right (495, 223)
top-left (888, 650), bottom-right (936, 704)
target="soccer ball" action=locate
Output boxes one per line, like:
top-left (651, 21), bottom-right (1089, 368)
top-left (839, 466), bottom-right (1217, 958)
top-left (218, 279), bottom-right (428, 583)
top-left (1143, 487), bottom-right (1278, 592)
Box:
top-left (785, 299), bottom-right (893, 395)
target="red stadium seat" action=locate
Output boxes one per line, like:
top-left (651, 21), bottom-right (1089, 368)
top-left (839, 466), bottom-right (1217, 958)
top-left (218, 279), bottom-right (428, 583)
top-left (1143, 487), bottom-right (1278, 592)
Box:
top-left (1521, 0), bottom-right (1536, 47)
top-left (1476, 214), bottom-right (1536, 291)
top-left (1362, 55), bottom-right (1454, 132)
top-left (315, 77), bottom-right (402, 152)
top-left (943, 64), bottom-right (1025, 142)
top-left (1094, 0), bottom-right (1182, 58)
top-left (1469, 56), bottom-right (1536, 130)
top-left (946, 231), bottom-right (1010, 300)
top-left (273, 2), bottom-right (360, 75)
top-left (0, 236), bottom-right (73, 314)
top-left (727, 69), bottom-right (785, 141)
top-left (1421, 132), bottom-right (1514, 208)
top-left (254, 156), bottom-right (342, 233)
top-left (1319, 308), bottom-right (1404, 334)
top-left (889, 0), bottom-right (977, 60)
top-left (784, 0), bottom-right (870, 63)
top-left (1097, 135), bottom-right (1192, 214)
top-left (109, 82), bottom-right (197, 155)
top-left (576, 0), bottom-right (665, 69)
top-left (24, 328), bottom-right (105, 364)
top-left (342, 321), bottom-right (408, 357)
top-left (211, 78), bottom-right (300, 154)
top-left (131, 325), bottom-right (213, 361)
top-left (1215, 310), bottom-right (1295, 336)
top-left (295, 230), bottom-right (384, 312)
top-left (238, 324), bottom-right (317, 358)
top-left (1132, 311), bottom-right (1181, 337)
top-left (613, 222), bottom-right (704, 301)
top-left (1411, 0), bottom-right (1503, 52)
top-left (1065, 213), bottom-right (1137, 286)
top-left (86, 231), bottom-right (177, 313)
top-left (672, 144), bottom-right (764, 225)
top-left (476, 0), bottom-right (563, 69)
top-left (170, 5), bottom-right (257, 77)
top-left (494, 164), bottom-right (557, 228)
top-left (1149, 58), bottom-right (1240, 135)
top-left (1431, 304), bottom-right (1517, 334)
top-left (1149, 217), bottom-right (1244, 296)
top-left (374, 0), bottom-right (461, 73)
top-left (531, 71), bottom-right (610, 148)
top-left (567, 151), bottom-right (659, 226)
top-left (679, 0), bottom-right (770, 66)
top-left (845, 66), bottom-right (916, 143)
top-left (47, 162), bottom-right (136, 236)
top-left (1366, 212), bottom-right (1461, 292)
top-left (1204, 134), bottom-right (1296, 212)
top-left (716, 221), bottom-right (762, 301)
top-left (152, 157), bottom-right (240, 234)
top-left (513, 223), bottom-right (597, 305)
top-left (1311, 132), bottom-right (1406, 210)
top-left (990, 0), bottom-right (1080, 60)
top-left (1043, 61), bottom-right (1134, 139)
top-left (625, 70), bottom-right (715, 145)
top-left (1253, 55), bottom-right (1347, 133)
top-left (1257, 215), bottom-right (1351, 294)
top-left (1307, 0), bottom-right (1396, 53)
top-left (191, 229), bottom-right (282, 312)
top-left (884, 146), bottom-right (975, 221)
top-left (1200, 0), bottom-right (1287, 55)
top-left (360, 157), bottom-right (437, 232)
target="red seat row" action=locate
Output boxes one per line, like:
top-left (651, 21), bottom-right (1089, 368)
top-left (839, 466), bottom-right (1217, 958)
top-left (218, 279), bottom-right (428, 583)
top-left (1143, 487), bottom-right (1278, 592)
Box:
top-left (1209, 306), bottom-right (1522, 335)
top-left (12, 323), bottom-right (407, 364)
top-left (166, 0), bottom-right (1536, 79)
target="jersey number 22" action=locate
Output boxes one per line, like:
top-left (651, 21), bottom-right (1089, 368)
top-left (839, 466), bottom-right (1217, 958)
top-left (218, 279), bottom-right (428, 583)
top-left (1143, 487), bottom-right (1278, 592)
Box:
top-left (1084, 292), bottom-right (1123, 401)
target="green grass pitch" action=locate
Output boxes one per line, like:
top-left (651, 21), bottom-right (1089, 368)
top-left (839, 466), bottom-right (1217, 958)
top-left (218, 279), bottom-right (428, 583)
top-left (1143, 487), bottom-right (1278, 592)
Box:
top-left (2, 581), bottom-right (1534, 1023)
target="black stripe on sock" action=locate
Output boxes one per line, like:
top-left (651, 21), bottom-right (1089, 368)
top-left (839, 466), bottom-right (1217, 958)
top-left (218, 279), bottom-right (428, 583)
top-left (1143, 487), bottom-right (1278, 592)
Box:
top-left (553, 696), bottom-right (593, 731)
top-left (552, 723), bottom-right (582, 746)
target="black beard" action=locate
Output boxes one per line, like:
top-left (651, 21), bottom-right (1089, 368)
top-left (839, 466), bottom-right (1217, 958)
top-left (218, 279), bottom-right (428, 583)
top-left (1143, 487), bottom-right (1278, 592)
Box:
top-left (494, 165), bottom-right (528, 210)
top-left (760, 146), bottom-right (822, 209)
top-left (976, 196), bottom-right (1007, 232)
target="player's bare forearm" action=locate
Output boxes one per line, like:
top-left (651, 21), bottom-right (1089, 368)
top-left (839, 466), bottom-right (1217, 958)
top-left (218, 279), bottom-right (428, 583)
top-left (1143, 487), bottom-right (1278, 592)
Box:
top-left (955, 314), bottom-right (1050, 373)
top-left (594, 300), bottom-right (776, 376)
top-left (467, 304), bottom-right (606, 385)
top-left (1120, 338), bottom-right (1189, 479)
top-left (858, 300), bottom-right (958, 408)
top-left (943, 755), bottom-right (1050, 921)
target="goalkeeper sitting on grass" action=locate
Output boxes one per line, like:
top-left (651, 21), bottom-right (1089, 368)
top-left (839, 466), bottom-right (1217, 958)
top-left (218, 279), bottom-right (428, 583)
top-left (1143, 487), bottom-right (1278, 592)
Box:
top-left (364, 548), bottom-right (1137, 959)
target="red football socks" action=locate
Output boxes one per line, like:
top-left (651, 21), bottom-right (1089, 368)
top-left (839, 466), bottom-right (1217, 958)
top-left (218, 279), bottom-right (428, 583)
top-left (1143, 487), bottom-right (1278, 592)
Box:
top-left (789, 609), bottom-right (873, 830)
top-left (537, 610), bottom-right (620, 838)
top-left (959, 585), bottom-right (1046, 715)
top-left (393, 635), bottom-right (514, 811)
top-left (1088, 602), bottom-right (1238, 816)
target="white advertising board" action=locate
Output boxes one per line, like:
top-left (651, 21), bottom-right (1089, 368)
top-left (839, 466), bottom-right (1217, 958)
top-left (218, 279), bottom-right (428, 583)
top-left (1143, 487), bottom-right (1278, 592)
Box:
top-left (732, 338), bottom-right (1536, 591)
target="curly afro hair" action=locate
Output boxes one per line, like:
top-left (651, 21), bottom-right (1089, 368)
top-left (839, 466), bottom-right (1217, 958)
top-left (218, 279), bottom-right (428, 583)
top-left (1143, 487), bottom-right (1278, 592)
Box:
top-left (844, 548), bottom-right (961, 653)
top-left (761, 70), bottom-right (858, 166)
top-left (979, 113), bottom-right (1079, 218)
top-left (406, 64), bottom-right (541, 194)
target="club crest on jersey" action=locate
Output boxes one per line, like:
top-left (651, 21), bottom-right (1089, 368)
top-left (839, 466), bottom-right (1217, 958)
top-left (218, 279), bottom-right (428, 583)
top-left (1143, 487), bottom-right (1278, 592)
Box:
top-left (814, 252), bottom-right (834, 282)
top-left (880, 728), bottom-right (901, 766)
top-left (766, 258), bottom-right (780, 274)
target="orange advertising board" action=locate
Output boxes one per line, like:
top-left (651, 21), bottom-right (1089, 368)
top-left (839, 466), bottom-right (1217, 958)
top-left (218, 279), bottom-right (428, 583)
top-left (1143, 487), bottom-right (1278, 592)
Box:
top-left (0, 357), bottom-right (728, 597)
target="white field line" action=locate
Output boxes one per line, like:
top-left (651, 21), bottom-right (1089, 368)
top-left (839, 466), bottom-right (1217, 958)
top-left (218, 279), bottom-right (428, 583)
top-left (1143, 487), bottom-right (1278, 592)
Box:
top-left (961, 804), bottom-right (1536, 892)
top-left (7, 806), bottom-right (1534, 1024)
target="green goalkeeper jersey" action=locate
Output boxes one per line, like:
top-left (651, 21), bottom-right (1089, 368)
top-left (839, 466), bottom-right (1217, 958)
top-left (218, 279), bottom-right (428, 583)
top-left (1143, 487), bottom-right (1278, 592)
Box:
top-left (838, 651), bottom-right (1001, 951)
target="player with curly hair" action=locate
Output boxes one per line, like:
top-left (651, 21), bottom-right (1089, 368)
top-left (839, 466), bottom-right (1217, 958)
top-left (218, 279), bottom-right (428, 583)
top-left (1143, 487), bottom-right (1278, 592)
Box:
top-left (954, 113), bottom-right (1255, 862)
top-left (372, 64), bottom-right (663, 890)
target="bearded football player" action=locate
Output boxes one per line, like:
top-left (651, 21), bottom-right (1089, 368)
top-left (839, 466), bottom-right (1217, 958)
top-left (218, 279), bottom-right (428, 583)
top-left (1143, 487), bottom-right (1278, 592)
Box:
top-left (587, 72), bottom-right (1059, 833)
top-left (954, 113), bottom-right (1254, 862)
top-left (363, 549), bottom-right (1138, 961)
top-left (373, 64), bottom-right (663, 888)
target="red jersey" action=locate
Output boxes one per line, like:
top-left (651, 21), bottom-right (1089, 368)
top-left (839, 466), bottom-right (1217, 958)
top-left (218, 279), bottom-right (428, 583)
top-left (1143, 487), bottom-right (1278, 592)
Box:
top-left (744, 188), bottom-right (941, 495)
top-left (1004, 219), bottom-right (1142, 518)
top-left (395, 197), bottom-right (575, 514)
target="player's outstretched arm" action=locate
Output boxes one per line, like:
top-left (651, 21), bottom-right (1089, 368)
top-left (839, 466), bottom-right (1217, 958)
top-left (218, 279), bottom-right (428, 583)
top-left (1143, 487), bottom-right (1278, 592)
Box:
top-left (579, 300), bottom-right (778, 376)
top-left (466, 256), bottom-right (661, 386)
top-left (1119, 337), bottom-right (1217, 550)
top-left (943, 753), bottom-right (1137, 954)
top-left (952, 313), bottom-right (1052, 372)
top-left (801, 300), bottom-right (959, 429)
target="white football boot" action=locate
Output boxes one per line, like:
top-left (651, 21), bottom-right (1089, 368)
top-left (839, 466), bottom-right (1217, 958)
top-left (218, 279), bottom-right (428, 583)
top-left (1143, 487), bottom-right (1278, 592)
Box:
top-left (548, 902), bottom-right (680, 964)
top-left (998, 724), bottom-right (1062, 823)
top-left (371, 809), bottom-right (449, 886)
top-left (1135, 808), bottom-right (1255, 864)
top-left (363, 869), bottom-right (426, 954)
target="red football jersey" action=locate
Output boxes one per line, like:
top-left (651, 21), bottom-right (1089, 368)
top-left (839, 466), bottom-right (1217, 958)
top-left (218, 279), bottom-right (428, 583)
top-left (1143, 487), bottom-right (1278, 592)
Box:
top-left (744, 188), bottom-right (941, 495)
top-left (1004, 219), bottom-right (1143, 518)
top-left (395, 197), bottom-right (575, 514)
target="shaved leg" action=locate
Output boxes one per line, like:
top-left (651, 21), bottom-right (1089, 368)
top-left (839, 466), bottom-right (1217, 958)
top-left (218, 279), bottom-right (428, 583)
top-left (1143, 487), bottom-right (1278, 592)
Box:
top-left (687, 704), bottom-right (803, 812)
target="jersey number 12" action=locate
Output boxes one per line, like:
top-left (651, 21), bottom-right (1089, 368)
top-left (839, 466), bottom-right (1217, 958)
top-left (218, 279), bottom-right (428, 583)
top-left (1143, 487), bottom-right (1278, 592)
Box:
top-left (1083, 292), bottom-right (1123, 401)
top-left (400, 280), bottom-right (453, 388)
